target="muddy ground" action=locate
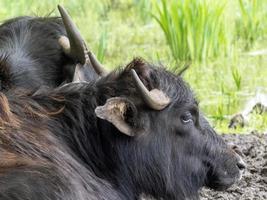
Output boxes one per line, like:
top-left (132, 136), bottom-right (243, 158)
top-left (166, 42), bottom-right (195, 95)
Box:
top-left (200, 132), bottom-right (267, 200)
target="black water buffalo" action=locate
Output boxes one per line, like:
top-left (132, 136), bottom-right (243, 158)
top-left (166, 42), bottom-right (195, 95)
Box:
top-left (0, 54), bottom-right (245, 200)
top-left (0, 6), bottom-right (102, 92)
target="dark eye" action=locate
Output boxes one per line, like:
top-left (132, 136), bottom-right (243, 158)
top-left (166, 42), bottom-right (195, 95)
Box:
top-left (181, 112), bottom-right (193, 124)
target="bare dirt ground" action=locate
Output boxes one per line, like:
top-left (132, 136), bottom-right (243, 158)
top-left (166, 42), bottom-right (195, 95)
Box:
top-left (200, 132), bottom-right (267, 200)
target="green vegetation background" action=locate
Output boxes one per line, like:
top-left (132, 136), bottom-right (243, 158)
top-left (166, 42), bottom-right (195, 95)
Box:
top-left (0, 0), bottom-right (266, 133)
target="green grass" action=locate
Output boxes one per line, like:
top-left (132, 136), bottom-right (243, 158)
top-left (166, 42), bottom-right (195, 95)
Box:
top-left (152, 0), bottom-right (227, 63)
top-left (236, 0), bottom-right (266, 49)
top-left (0, 0), bottom-right (266, 134)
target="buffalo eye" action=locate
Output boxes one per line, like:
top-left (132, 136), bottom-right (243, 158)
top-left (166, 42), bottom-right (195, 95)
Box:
top-left (181, 112), bottom-right (193, 124)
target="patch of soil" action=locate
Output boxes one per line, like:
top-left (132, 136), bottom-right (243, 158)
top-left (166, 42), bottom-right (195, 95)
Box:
top-left (200, 132), bottom-right (267, 200)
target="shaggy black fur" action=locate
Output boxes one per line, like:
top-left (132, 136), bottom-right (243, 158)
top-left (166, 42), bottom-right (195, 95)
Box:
top-left (0, 59), bottom-right (244, 200)
top-left (0, 16), bottom-right (75, 91)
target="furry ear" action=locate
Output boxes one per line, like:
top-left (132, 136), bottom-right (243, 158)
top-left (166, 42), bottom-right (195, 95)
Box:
top-left (72, 63), bottom-right (98, 82)
top-left (125, 59), bottom-right (170, 110)
top-left (127, 58), bottom-right (152, 89)
top-left (95, 97), bottom-right (138, 136)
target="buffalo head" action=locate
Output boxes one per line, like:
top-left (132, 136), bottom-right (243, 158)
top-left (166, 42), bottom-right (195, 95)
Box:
top-left (94, 59), bottom-right (245, 199)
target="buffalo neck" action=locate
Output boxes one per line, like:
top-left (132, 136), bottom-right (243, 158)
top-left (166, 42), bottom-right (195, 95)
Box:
top-left (48, 82), bottom-right (203, 200)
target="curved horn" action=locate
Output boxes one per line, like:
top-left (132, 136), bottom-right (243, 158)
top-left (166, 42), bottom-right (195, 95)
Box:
top-left (130, 69), bottom-right (170, 110)
top-left (58, 5), bottom-right (107, 76)
top-left (88, 51), bottom-right (108, 76)
top-left (58, 5), bottom-right (87, 64)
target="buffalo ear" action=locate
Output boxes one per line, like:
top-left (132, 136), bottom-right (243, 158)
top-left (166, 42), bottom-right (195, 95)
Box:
top-left (72, 63), bottom-right (98, 82)
top-left (95, 97), bottom-right (138, 136)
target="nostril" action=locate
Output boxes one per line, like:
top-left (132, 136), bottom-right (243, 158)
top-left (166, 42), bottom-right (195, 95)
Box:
top-left (237, 160), bottom-right (246, 170)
